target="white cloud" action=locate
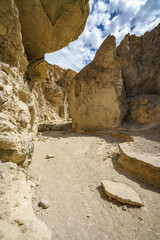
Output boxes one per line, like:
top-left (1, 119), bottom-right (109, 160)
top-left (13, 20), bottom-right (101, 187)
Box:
top-left (45, 0), bottom-right (160, 72)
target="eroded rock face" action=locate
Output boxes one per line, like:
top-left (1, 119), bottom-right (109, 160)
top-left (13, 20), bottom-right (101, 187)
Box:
top-left (69, 35), bottom-right (129, 131)
top-left (118, 134), bottom-right (160, 188)
top-left (0, 0), bottom-right (28, 71)
top-left (15, 0), bottom-right (89, 60)
top-left (0, 1), bottom-right (33, 164)
top-left (0, 63), bottom-right (34, 163)
top-left (117, 23), bottom-right (160, 97)
top-left (129, 94), bottom-right (160, 124)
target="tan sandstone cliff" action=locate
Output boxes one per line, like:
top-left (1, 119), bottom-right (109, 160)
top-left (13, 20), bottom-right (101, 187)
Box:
top-left (68, 24), bottom-right (160, 130)
top-left (0, 0), bottom-right (89, 164)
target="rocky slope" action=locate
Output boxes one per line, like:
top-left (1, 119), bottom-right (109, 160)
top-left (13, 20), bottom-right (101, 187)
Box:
top-left (68, 23), bottom-right (160, 131)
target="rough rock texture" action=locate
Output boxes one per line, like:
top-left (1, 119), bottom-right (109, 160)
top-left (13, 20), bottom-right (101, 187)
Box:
top-left (15, 0), bottom-right (89, 60)
top-left (129, 94), bottom-right (160, 124)
top-left (117, 23), bottom-right (160, 97)
top-left (101, 180), bottom-right (143, 206)
top-left (0, 1), bottom-right (33, 164)
top-left (118, 134), bottom-right (160, 188)
top-left (68, 35), bottom-right (128, 131)
top-left (0, 63), bottom-right (34, 163)
top-left (0, 0), bottom-right (27, 71)
top-left (0, 0), bottom-right (80, 164)
top-left (45, 64), bottom-right (66, 117)
top-left (57, 68), bottom-right (77, 118)
top-left (0, 162), bottom-right (51, 240)
top-left (26, 62), bottom-right (76, 132)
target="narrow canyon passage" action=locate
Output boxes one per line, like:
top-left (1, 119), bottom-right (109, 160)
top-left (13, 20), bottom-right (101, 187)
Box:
top-left (29, 129), bottom-right (160, 240)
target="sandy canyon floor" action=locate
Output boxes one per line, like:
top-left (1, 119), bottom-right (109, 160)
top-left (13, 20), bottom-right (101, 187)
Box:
top-left (29, 123), bottom-right (160, 240)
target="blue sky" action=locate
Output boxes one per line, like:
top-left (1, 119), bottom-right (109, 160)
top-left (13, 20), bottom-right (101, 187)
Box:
top-left (45, 0), bottom-right (160, 72)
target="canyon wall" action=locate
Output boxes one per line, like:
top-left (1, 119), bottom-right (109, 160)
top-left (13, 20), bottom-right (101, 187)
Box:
top-left (0, 0), bottom-right (89, 164)
top-left (68, 36), bottom-right (129, 131)
top-left (68, 23), bottom-right (160, 131)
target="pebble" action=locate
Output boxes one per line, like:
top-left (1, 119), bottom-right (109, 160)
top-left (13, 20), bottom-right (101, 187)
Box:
top-left (122, 205), bottom-right (127, 211)
top-left (38, 200), bottom-right (49, 209)
top-left (86, 214), bottom-right (91, 218)
top-left (45, 154), bottom-right (55, 159)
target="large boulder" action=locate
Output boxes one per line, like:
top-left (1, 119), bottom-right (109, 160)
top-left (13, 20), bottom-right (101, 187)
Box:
top-left (14, 0), bottom-right (89, 60)
top-left (68, 35), bottom-right (129, 131)
top-left (117, 23), bottom-right (160, 97)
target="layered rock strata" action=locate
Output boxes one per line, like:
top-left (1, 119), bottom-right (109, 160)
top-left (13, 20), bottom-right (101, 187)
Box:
top-left (118, 137), bottom-right (160, 188)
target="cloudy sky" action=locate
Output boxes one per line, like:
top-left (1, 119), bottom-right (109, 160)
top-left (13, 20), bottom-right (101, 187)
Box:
top-left (45, 0), bottom-right (160, 72)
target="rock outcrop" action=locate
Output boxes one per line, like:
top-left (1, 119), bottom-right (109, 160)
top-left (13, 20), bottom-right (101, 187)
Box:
top-left (68, 35), bottom-right (129, 131)
top-left (0, 0), bottom-right (28, 71)
top-left (129, 94), bottom-right (160, 124)
top-left (15, 0), bottom-right (89, 60)
top-left (118, 133), bottom-right (160, 188)
top-left (68, 24), bottom-right (160, 130)
top-left (117, 23), bottom-right (160, 97)
top-left (0, 0), bottom-right (33, 164)
top-left (0, 0), bottom-right (88, 164)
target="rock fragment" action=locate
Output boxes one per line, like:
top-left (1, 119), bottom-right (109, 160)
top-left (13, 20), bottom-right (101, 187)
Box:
top-left (45, 154), bottom-right (55, 159)
top-left (101, 180), bottom-right (143, 207)
top-left (38, 200), bottom-right (49, 209)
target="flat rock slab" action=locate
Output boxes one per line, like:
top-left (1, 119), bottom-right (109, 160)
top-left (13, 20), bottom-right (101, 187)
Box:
top-left (101, 180), bottom-right (143, 207)
top-left (118, 135), bottom-right (160, 188)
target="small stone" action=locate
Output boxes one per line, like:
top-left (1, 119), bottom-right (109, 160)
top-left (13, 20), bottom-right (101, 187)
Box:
top-left (35, 182), bottom-right (40, 186)
top-left (45, 154), bottom-right (55, 159)
top-left (31, 183), bottom-right (36, 187)
top-left (38, 200), bottom-right (49, 209)
top-left (122, 205), bottom-right (127, 211)
top-left (86, 214), bottom-right (91, 218)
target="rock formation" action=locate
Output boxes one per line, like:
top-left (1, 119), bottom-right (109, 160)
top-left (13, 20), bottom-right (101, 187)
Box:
top-left (117, 24), bottom-right (160, 96)
top-left (0, 0), bottom-right (88, 164)
top-left (68, 35), bottom-right (129, 131)
top-left (129, 94), bottom-right (160, 124)
top-left (15, 0), bottom-right (89, 60)
top-left (117, 23), bottom-right (160, 124)
top-left (0, 1), bottom-right (88, 239)
top-left (68, 24), bottom-right (160, 130)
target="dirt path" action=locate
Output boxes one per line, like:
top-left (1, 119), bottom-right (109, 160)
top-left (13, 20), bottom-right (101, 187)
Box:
top-left (30, 130), bottom-right (160, 240)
